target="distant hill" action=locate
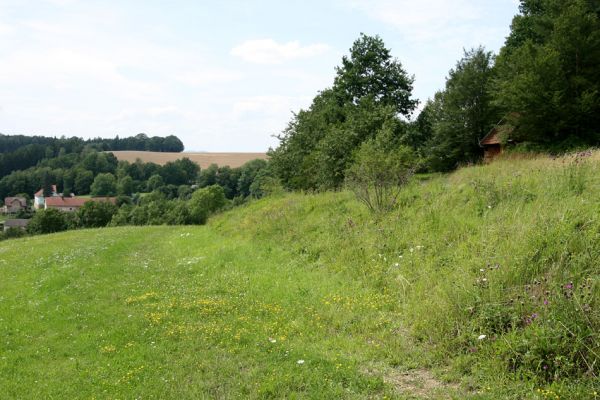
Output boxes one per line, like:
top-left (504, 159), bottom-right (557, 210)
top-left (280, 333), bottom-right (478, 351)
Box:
top-left (110, 151), bottom-right (268, 168)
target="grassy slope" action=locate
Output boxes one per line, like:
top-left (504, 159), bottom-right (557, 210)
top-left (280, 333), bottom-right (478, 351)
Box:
top-left (0, 153), bottom-right (599, 399)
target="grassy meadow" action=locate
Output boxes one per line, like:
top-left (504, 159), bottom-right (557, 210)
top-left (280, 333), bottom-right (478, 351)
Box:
top-left (0, 152), bottom-right (599, 399)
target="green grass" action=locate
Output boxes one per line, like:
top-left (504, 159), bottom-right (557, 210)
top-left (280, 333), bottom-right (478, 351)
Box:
top-left (0, 152), bottom-right (599, 399)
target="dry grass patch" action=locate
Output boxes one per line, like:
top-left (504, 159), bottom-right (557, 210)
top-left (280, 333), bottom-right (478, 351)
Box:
top-left (109, 151), bottom-right (268, 168)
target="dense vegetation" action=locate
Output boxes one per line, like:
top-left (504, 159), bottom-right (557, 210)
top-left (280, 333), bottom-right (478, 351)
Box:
top-left (0, 133), bottom-right (184, 179)
top-left (270, 0), bottom-right (600, 188)
top-left (0, 155), bottom-right (271, 242)
top-left (0, 153), bottom-right (598, 398)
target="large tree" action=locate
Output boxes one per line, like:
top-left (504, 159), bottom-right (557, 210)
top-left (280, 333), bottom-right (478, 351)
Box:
top-left (270, 34), bottom-right (417, 190)
top-left (494, 0), bottom-right (600, 145)
top-left (425, 47), bottom-right (498, 171)
top-left (334, 33), bottom-right (418, 116)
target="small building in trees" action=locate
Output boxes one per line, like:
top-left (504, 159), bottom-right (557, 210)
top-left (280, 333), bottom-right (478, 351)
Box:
top-left (479, 114), bottom-right (519, 162)
top-left (3, 197), bottom-right (27, 214)
top-left (3, 219), bottom-right (30, 232)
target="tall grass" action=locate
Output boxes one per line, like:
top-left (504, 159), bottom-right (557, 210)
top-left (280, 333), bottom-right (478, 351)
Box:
top-left (0, 151), bottom-right (598, 398)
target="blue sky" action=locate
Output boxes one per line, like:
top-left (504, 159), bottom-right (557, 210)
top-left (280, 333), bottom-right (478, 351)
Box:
top-left (0, 0), bottom-right (519, 151)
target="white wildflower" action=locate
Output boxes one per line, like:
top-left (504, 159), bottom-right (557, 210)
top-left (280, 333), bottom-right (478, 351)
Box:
top-left (297, 359), bottom-right (305, 365)
top-left (478, 335), bottom-right (487, 341)
top-left (268, 338), bottom-right (276, 343)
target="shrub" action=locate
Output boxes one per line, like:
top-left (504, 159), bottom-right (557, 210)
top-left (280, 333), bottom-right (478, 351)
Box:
top-left (77, 201), bottom-right (118, 228)
top-left (188, 185), bottom-right (227, 224)
top-left (345, 140), bottom-right (415, 213)
top-left (27, 209), bottom-right (70, 234)
top-left (1, 227), bottom-right (26, 241)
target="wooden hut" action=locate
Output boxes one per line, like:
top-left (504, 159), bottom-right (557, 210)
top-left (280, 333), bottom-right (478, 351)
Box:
top-left (480, 128), bottom-right (503, 162)
top-left (479, 115), bottom-right (518, 162)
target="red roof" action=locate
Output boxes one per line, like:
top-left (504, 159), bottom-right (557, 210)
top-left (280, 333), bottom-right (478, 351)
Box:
top-left (45, 197), bottom-right (88, 208)
top-left (35, 185), bottom-right (58, 197)
top-left (45, 196), bottom-right (117, 208)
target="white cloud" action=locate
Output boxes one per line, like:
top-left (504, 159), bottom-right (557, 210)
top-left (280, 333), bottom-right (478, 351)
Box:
top-left (347, 0), bottom-right (498, 44)
top-left (232, 95), bottom-right (311, 116)
top-left (230, 39), bottom-right (330, 64)
top-left (175, 69), bottom-right (244, 86)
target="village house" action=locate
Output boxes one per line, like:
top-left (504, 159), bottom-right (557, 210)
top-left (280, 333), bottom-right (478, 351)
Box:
top-left (34, 185), bottom-right (60, 210)
top-left (44, 196), bottom-right (117, 212)
top-left (3, 219), bottom-right (30, 232)
top-left (3, 197), bottom-right (27, 214)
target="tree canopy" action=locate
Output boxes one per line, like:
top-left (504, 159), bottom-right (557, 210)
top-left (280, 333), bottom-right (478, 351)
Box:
top-left (270, 34), bottom-right (417, 190)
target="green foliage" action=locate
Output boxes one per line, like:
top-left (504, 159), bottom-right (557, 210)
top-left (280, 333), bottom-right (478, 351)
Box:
top-left (334, 33), bottom-right (418, 115)
top-left (77, 201), bottom-right (118, 228)
top-left (117, 175), bottom-right (134, 196)
top-left (41, 170), bottom-right (53, 197)
top-left (1, 154), bottom-right (600, 398)
top-left (160, 158), bottom-right (199, 186)
top-left (146, 174), bottom-right (164, 192)
top-left (345, 139), bottom-right (415, 213)
top-left (164, 200), bottom-right (193, 225)
top-left (27, 209), bottom-right (70, 234)
top-left (424, 47), bottom-right (498, 171)
top-left (74, 169), bottom-right (94, 195)
top-left (494, 0), bottom-right (600, 144)
top-left (0, 227), bottom-right (26, 241)
top-left (237, 159), bottom-right (268, 198)
top-left (188, 185), bottom-right (227, 224)
top-left (270, 34), bottom-right (417, 190)
top-left (90, 173), bottom-right (117, 196)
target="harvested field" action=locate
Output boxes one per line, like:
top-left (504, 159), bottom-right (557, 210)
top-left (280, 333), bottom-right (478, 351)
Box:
top-left (109, 151), bottom-right (268, 168)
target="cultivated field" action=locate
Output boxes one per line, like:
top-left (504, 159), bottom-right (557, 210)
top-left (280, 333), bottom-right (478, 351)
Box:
top-left (109, 151), bottom-right (268, 168)
top-left (1, 153), bottom-right (599, 398)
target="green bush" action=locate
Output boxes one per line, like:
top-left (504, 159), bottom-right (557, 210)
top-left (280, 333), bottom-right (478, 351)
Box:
top-left (27, 209), bottom-right (70, 234)
top-left (188, 185), bottom-right (227, 224)
top-left (345, 140), bottom-right (415, 213)
top-left (77, 201), bottom-right (118, 228)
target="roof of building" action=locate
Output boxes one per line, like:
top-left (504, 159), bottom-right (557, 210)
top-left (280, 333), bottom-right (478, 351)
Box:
top-left (4, 197), bottom-right (27, 207)
top-left (4, 219), bottom-right (30, 228)
top-left (34, 185), bottom-right (58, 197)
top-left (480, 128), bottom-right (502, 146)
top-left (479, 114), bottom-right (520, 148)
top-left (44, 196), bottom-right (117, 208)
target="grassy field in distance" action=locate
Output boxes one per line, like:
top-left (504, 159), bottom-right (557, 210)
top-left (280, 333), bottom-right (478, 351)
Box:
top-left (109, 151), bottom-right (268, 168)
top-left (1, 152), bottom-right (598, 398)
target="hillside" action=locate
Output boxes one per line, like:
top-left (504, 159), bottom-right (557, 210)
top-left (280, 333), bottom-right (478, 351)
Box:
top-left (110, 151), bottom-right (268, 168)
top-left (0, 153), bottom-right (599, 399)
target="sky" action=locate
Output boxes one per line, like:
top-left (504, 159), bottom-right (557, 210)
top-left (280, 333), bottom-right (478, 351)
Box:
top-left (0, 0), bottom-right (519, 152)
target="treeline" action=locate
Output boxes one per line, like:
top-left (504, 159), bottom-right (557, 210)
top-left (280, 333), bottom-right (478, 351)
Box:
top-left (0, 133), bottom-right (184, 179)
top-left (0, 150), bottom-right (271, 202)
top-left (0, 182), bottom-right (247, 241)
top-left (0, 150), bottom-right (273, 241)
top-left (269, 0), bottom-right (600, 190)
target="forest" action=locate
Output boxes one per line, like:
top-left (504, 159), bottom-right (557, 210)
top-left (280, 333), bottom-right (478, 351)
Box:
top-left (0, 133), bottom-right (184, 179)
top-left (269, 0), bottom-right (600, 189)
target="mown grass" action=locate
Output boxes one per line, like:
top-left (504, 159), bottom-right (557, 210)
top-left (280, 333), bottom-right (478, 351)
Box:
top-left (0, 152), bottom-right (599, 399)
